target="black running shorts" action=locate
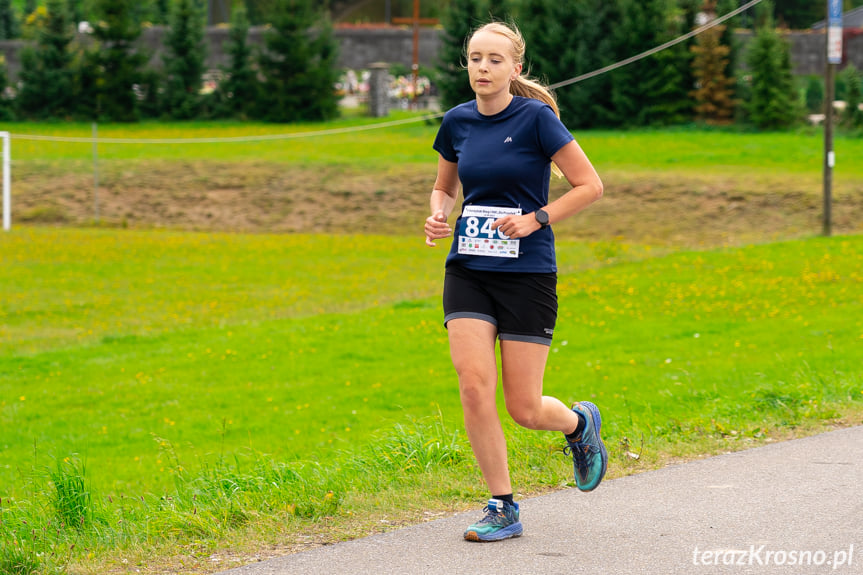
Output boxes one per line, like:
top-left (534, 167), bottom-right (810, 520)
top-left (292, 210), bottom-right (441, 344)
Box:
top-left (442, 264), bottom-right (558, 346)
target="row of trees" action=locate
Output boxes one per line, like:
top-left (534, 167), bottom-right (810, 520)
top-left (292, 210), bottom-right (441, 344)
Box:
top-left (0, 0), bottom-right (305, 37)
top-left (0, 0), bottom-right (340, 122)
top-left (439, 0), bottom-right (863, 130)
top-left (4, 0), bottom-right (863, 40)
top-left (2, 0), bottom-right (862, 128)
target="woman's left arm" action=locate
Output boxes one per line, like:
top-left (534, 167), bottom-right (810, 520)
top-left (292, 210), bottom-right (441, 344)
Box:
top-left (544, 139), bottom-right (603, 224)
top-left (493, 140), bottom-right (602, 238)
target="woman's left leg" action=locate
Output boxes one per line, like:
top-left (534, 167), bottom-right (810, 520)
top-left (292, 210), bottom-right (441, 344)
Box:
top-left (500, 340), bottom-right (580, 434)
top-left (501, 339), bottom-right (609, 493)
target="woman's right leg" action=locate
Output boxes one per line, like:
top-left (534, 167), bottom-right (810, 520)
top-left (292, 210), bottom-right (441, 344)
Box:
top-left (447, 317), bottom-right (511, 497)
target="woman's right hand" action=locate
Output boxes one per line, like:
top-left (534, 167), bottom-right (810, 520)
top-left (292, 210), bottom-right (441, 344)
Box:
top-left (425, 211), bottom-right (451, 247)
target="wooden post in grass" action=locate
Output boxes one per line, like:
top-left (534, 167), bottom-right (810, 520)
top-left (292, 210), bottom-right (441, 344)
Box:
top-left (1, 131), bottom-right (9, 231)
top-left (368, 63), bottom-right (390, 118)
top-left (93, 123), bottom-right (100, 224)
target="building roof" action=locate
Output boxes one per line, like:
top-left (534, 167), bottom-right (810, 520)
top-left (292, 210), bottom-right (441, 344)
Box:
top-left (812, 6), bottom-right (863, 29)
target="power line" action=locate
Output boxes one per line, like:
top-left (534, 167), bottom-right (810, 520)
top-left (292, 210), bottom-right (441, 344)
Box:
top-left (549, 0), bottom-right (763, 90)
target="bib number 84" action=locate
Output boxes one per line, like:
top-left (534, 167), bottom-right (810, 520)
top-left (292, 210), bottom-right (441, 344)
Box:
top-left (463, 216), bottom-right (511, 240)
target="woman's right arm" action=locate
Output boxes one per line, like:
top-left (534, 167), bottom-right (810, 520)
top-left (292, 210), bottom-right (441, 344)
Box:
top-left (425, 155), bottom-right (460, 247)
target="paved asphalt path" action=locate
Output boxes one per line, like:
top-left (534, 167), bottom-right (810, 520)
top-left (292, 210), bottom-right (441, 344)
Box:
top-left (218, 426), bottom-right (862, 575)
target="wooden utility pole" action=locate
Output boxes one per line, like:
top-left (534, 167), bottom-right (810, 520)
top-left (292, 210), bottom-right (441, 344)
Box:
top-left (824, 0), bottom-right (843, 237)
top-left (392, 0), bottom-right (438, 101)
top-left (824, 59), bottom-right (835, 237)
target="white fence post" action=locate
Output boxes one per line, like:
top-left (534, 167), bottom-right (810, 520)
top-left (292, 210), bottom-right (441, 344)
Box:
top-left (1, 131), bottom-right (9, 232)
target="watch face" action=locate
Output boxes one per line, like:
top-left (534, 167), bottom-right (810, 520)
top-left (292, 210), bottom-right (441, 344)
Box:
top-left (536, 209), bottom-right (549, 226)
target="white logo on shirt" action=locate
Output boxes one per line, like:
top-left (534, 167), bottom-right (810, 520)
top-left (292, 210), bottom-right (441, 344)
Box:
top-left (504, 137), bottom-right (513, 143)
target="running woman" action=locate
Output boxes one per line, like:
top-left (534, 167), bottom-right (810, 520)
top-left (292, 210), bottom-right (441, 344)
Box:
top-left (424, 21), bottom-right (608, 542)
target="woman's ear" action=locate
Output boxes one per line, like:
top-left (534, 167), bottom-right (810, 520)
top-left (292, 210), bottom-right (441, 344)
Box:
top-left (512, 63), bottom-right (523, 81)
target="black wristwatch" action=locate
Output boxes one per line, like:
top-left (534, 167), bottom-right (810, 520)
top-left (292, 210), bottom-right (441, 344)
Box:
top-left (534, 208), bottom-right (550, 229)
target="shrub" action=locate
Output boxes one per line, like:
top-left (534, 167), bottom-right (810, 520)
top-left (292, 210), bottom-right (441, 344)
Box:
top-left (839, 64), bottom-right (863, 129)
top-left (804, 75), bottom-right (824, 114)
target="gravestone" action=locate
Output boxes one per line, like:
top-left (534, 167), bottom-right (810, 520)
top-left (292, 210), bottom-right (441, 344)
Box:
top-left (368, 62), bottom-right (390, 117)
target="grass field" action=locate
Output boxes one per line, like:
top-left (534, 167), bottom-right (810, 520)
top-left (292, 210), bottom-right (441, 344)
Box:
top-left (2, 226), bottom-right (863, 574)
top-left (2, 120), bottom-right (863, 573)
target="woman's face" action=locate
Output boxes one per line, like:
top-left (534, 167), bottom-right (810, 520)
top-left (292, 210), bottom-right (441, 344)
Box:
top-left (466, 30), bottom-right (522, 99)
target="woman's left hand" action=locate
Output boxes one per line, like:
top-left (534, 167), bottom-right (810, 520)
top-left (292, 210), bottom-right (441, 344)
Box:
top-left (492, 214), bottom-right (541, 239)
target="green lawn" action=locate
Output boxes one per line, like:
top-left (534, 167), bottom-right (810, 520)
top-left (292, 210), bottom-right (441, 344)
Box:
top-left (1, 226), bottom-right (862, 573)
top-left (2, 119), bottom-right (863, 573)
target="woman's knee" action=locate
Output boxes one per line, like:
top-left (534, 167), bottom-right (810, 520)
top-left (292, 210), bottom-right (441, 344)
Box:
top-left (458, 372), bottom-right (496, 412)
top-left (506, 401), bottom-right (542, 430)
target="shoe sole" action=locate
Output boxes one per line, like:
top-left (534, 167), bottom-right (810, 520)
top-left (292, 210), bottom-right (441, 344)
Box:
top-left (464, 522), bottom-right (523, 542)
top-left (577, 401), bottom-right (608, 492)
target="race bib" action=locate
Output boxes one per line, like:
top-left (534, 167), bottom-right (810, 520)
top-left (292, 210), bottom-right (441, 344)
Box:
top-left (457, 205), bottom-right (521, 258)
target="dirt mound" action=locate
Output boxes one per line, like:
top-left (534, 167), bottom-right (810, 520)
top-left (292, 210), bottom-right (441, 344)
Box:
top-left (11, 161), bottom-right (863, 246)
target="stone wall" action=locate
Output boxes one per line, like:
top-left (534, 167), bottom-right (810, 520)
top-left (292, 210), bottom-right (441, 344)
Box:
top-left (736, 30), bottom-right (863, 75)
top-left (0, 25), bottom-right (442, 82)
top-left (1, 26), bottom-right (860, 83)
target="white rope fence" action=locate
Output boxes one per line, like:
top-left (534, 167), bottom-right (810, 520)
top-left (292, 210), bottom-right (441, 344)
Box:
top-left (8, 113), bottom-right (445, 145)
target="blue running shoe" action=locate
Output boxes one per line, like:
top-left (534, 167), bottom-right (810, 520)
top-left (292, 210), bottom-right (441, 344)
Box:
top-left (463, 498), bottom-right (522, 542)
top-left (565, 401), bottom-right (608, 492)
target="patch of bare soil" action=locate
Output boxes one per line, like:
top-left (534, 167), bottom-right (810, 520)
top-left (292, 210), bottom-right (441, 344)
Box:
top-left (12, 161), bottom-right (863, 246)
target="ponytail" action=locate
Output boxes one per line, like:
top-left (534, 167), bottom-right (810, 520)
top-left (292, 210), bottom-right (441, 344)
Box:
top-left (511, 75), bottom-right (565, 178)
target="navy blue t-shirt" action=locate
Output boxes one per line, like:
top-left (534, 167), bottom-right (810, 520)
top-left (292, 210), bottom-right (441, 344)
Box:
top-left (433, 96), bottom-right (574, 273)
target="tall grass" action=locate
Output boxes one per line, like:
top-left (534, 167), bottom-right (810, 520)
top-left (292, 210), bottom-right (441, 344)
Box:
top-left (0, 415), bottom-right (469, 574)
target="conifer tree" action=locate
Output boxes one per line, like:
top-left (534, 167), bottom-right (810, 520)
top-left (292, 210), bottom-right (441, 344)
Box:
top-left (691, 25), bottom-right (735, 124)
top-left (0, 0), bottom-right (18, 39)
top-left (162, 0), bottom-right (206, 119)
top-left (567, 0), bottom-right (621, 128)
top-left (256, 0), bottom-right (339, 122)
top-left (774, 0), bottom-right (822, 29)
top-left (518, 0), bottom-right (581, 121)
top-left (487, 0), bottom-right (509, 21)
top-left (66, 0), bottom-right (82, 25)
top-left (17, 0), bottom-right (76, 118)
top-left (219, 5), bottom-right (257, 118)
top-left (524, 0), bottom-right (693, 129)
top-left (638, 0), bottom-right (697, 126)
top-left (839, 64), bottom-right (863, 129)
top-left (436, 0), bottom-right (484, 111)
top-left (0, 55), bottom-right (13, 120)
top-left (608, 0), bottom-right (693, 127)
top-left (82, 0), bottom-right (147, 121)
top-left (154, 0), bottom-right (169, 24)
top-left (746, 2), bottom-right (797, 129)
top-left (714, 0), bottom-right (742, 115)
top-left (691, 1), bottom-right (735, 124)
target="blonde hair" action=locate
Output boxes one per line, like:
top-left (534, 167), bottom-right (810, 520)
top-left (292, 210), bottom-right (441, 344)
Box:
top-left (468, 22), bottom-right (564, 177)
